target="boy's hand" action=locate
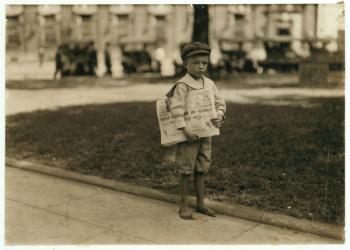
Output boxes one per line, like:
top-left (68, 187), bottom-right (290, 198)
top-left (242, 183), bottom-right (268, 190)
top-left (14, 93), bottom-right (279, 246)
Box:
top-left (211, 114), bottom-right (224, 128)
top-left (182, 127), bottom-right (199, 142)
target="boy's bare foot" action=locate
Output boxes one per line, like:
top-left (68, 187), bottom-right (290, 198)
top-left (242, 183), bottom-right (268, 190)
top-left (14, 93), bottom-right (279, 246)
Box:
top-left (179, 208), bottom-right (194, 220)
top-left (196, 207), bottom-right (216, 217)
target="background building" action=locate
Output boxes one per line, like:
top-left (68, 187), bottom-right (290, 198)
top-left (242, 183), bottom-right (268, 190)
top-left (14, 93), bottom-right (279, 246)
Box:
top-left (6, 4), bottom-right (344, 78)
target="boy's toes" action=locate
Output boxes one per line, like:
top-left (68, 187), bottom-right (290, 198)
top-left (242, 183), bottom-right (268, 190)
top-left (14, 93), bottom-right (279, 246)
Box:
top-left (179, 209), bottom-right (194, 220)
top-left (182, 214), bottom-right (194, 220)
top-left (196, 207), bottom-right (216, 217)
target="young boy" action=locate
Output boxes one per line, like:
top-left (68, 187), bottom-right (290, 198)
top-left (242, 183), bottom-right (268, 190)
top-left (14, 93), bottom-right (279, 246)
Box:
top-left (167, 42), bottom-right (226, 220)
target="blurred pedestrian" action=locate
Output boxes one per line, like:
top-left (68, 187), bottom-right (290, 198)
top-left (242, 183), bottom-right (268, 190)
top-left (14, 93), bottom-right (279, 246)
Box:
top-left (60, 44), bottom-right (71, 77)
top-left (74, 42), bottom-right (86, 75)
top-left (54, 44), bottom-right (64, 79)
top-left (104, 42), bottom-right (112, 77)
top-left (247, 38), bottom-right (266, 74)
top-left (87, 41), bottom-right (98, 76)
top-left (67, 42), bottom-right (77, 75)
top-left (38, 45), bottom-right (45, 67)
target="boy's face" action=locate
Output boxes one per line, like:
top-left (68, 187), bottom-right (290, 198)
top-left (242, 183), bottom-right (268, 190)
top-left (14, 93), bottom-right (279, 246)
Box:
top-left (184, 54), bottom-right (209, 79)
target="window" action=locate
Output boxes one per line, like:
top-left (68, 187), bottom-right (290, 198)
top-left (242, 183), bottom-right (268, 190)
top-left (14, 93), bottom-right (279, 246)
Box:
top-left (81, 15), bottom-right (93, 39)
top-left (116, 14), bottom-right (129, 38)
top-left (155, 15), bottom-right (166, 42)
top-left (43, 15), bottom-right (57, 46)
top-left (277, 28), bottom-right (291, 36)
top-left (234, 14), bottom-right (245, 21)
top-left (6, 16), bottom-right (21, 49)
top-left (233, 14), bottom-right (246, 39)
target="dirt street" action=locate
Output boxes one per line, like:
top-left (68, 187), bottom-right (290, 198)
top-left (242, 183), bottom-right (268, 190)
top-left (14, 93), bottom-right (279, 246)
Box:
top-left (5, 81), bottom-right (344, 115)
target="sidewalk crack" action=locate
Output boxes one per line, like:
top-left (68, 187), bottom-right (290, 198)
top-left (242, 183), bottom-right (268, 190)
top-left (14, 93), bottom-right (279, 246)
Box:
top-left (6, 198), bottom-right (108, 230)
top-left (76, 228), bottom-right (158, 244)
top-left (222, 223), bottom-right (260, 243)
top-left (6, 198), bottom-right (159, 244)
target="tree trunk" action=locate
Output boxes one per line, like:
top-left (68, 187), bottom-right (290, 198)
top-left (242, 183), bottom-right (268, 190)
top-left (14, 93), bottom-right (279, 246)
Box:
top-left (192, 5), bottom-right (209, 44)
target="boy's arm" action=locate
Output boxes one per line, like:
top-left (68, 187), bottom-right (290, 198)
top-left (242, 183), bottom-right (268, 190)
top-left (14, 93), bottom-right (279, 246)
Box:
top-left (213, 84), bottom-right (226, 119)
top-left (210, 84), bottom-right (226, 128)
top-left (170, 83), bottom-right (187, 130)
top-left (170, 83), bottom-right (198, 140)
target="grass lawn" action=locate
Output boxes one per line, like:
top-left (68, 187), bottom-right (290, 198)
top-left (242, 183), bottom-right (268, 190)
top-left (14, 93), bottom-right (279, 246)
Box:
top-left (6, 98), bottom-right (344, 224)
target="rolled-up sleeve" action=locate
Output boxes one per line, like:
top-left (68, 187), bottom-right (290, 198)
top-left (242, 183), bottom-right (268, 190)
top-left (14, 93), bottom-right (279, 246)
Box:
top-left (170, 83), bottom-right (187, 129)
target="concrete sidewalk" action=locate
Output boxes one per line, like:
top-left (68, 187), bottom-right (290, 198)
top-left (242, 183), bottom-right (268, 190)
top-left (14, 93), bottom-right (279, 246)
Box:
top-left (5, 167), bottom-right (340, 245)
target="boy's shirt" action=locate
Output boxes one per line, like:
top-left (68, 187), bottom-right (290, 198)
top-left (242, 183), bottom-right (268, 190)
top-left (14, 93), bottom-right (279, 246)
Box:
top-left (168, 73), bottom-right (226, 130)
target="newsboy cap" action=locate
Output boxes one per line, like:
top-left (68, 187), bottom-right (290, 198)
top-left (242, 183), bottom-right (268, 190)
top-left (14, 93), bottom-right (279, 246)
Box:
top-left (181, 41), bottom-right (211, 61)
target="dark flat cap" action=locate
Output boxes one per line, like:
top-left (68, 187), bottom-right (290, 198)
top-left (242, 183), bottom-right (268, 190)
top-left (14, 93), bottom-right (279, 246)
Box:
top-left (181, 41), bottom-right (211, 61)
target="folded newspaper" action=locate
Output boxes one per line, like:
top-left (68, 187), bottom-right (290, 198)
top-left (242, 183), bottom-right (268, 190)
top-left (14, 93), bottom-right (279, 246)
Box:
top-left (156, 88), bottom-right (220, 146)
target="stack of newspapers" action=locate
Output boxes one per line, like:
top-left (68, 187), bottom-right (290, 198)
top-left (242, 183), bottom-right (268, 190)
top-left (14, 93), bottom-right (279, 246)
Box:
top-left (156, 88), bottom-right (220, 146)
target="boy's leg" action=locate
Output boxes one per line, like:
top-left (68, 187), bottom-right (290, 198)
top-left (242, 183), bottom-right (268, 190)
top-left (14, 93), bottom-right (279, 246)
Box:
top-left (176, 141), bottom-right (199, 220)
top-left (194, 137), bottom-right (216, 217)
top-left (179, 174), bottom-right (193, 220)
top-left (194, 171), bottom-right (216, 217)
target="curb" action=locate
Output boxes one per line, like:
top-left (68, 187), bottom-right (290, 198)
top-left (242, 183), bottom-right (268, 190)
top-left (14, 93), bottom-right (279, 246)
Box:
top-left (6, 157), bottom-right (344, 241)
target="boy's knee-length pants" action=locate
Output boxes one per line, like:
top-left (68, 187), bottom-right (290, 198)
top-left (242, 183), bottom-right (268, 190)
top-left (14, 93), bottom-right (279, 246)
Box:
top-left (176, 137), bottom-right (211, 175)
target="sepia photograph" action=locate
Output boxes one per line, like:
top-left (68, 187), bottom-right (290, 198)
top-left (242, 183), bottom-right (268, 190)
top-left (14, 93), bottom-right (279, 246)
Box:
top-left (3, 0), bottom-right (346, 248)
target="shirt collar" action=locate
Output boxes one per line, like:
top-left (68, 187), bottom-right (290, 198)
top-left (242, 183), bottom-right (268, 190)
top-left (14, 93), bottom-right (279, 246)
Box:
top-left (178, 73), bottom-right (205, 90)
